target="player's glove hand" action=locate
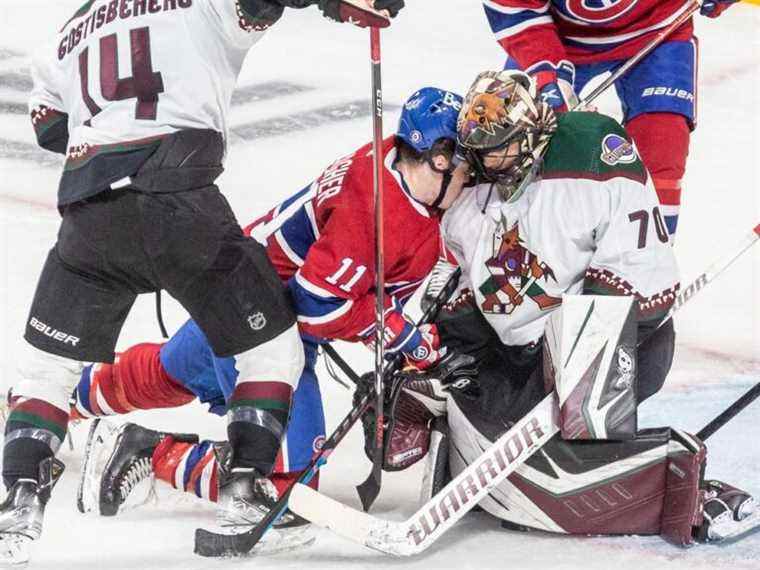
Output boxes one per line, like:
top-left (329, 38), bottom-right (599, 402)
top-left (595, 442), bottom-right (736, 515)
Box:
top-left (318, 0), bottom-right (402, 28)
top-left (381, 306), bottom-right (445, 370)
top-left (700, 0), bottom-right (738, 18)
top-left (237, 0), bottom-right (285, 31)
top-left (533, 61), bottom-right (578, 113)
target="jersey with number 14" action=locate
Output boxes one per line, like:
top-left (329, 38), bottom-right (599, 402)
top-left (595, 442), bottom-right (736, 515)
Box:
top-left (246, 136), bottom-right (443, 343)
top-left (30, 0), bottom-right (265, 160)
top-left (442, 112), bottom-right (680, 347)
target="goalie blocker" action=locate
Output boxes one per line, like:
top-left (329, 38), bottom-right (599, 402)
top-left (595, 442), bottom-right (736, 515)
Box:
top-left (370, 295), bottom-right (756, 546)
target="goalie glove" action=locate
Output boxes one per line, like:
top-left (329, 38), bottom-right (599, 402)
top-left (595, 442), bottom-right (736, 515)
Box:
top-left (318, 0), bottom-right (403, 28)
top-left (700, 0), bottom-right (738, 18)
top-left (355, 351), bottom-right (478, 471)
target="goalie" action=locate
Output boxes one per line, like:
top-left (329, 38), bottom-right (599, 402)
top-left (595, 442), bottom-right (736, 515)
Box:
top-left (356, 70), bottom-right (758, 546)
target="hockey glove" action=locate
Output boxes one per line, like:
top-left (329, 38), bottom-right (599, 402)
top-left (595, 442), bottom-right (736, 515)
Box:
top-left (700, 0), bottom-right (738, 18)
top-left (532, 61), bottom-right (578, 113)
top-left (318, 0), bottom-right (402, 28)
top-left (401, 351), bottom-right (480, 405)
top-left (237, 0), bottom-right (285, 30)
top-left (383, 308), bottom-right (445, 371)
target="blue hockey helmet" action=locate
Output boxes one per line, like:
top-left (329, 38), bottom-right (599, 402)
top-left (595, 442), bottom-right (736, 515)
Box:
top-left (397, 87), bottom-right (463, 153)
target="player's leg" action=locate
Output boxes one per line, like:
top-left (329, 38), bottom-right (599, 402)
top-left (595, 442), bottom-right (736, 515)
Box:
top-left (71, 319), bottom-right (230, 421)
top-left (79, 341), bottom-right (325, 516)
top-left (615, 38), bottom-right (698, 238)
top-left (0, 192), bottom-right (146, 562)
top-left (142, 188), bottom-right (303, 492)
top-left (141, 186), bottom-right (307, 542)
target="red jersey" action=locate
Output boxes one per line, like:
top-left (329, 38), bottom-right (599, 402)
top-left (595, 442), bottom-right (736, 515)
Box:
top-left (245, 136), bottom-right (443, 342)
top-left (483, 0), bottom-right (694, 67)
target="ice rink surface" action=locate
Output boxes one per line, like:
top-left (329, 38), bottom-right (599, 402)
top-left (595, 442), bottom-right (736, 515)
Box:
top-left (0, 1), bottom-right (758, 569)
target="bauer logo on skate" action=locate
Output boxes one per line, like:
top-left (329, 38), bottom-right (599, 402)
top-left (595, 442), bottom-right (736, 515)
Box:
top-left (408, 416), bottom-right (545, 546)
top-left (600, 134), bottom-right (637, 166)
top-left (565, 0), bottom-right (639, 24)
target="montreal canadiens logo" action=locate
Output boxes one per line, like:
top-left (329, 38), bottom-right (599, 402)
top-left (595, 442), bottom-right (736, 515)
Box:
top-left (565, 0), bottom-right (638, 24)
top-left (600, 134), bottom-right (637, 166)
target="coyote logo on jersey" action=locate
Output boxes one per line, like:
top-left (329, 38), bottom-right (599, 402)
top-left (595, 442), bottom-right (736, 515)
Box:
top-left (479, 216), bottom-right (561, 315)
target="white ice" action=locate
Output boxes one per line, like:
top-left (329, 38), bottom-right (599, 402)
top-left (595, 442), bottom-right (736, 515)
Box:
top-left (0, 1), bottom-right (758, 569)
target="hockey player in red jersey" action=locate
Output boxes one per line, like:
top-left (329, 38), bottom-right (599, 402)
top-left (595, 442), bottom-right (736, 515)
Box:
top-left (68, 88), bottom-right (469, 535)
top-left (483, 0), bottom-right (738, 236)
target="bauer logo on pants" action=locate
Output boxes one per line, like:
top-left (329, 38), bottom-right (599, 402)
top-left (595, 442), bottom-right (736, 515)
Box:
top-left (29, 317), bottom-right (80, 346)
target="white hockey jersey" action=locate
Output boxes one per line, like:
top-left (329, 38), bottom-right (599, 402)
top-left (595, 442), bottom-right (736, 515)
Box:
top-left (29, 0), bottom-right (267, 159)
top-left (442, 112), bottom-right (679, 347)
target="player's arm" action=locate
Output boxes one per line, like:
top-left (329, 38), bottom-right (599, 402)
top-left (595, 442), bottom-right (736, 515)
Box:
top-left (290, 207), bottom-right (442, 369)
top-left (207, 0), bottom-right (401, 37)
top-left (483, 0), bottom-right (576, 111)
top-left (29, 45), bottom-right (68, 155)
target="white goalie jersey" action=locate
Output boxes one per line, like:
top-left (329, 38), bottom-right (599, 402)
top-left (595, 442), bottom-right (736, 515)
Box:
top-left (29, 0), bottom-right (267, 155)
top-left (441, 114), bottom-right (680, 347)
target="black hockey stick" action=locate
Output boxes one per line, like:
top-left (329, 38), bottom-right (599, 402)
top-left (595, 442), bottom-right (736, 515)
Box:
top-left (323, 344), bottom-right (362, 385)
top-left (193, 268), bottom-right (461, 557)
top-left (697, 381), bottom-right (760, 441)
top-left (357, 25), bottom-right (387, 514)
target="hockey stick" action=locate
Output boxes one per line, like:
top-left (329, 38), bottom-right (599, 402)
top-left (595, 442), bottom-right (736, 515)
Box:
top-left (193, 267), bottom-right (462, 557)
top-left (323, 344), bottom-right (362, 385)
top-left (286, 223), bottom-right (760, 556)
top-left (697, 381), bottom-right (760, 441)
top-left (356, 25), bottom-right (387, 514)
top-left (574, 0), bottom-right (701, 110)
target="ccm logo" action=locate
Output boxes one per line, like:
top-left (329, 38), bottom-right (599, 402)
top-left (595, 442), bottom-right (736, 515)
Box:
top-left (29, 317), bottom-right (80, 347)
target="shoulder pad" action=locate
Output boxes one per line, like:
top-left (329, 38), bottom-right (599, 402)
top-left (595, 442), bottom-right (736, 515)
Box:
top-left (541, 112), bottom-right (647, 185)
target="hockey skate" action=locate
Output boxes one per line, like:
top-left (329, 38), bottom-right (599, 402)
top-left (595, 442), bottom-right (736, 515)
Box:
top-left (215, 447), bottom-right (314, 554)
top-left (696, 480), bottom-right (760, 544)
top-left (0, 457), bottom-right (64, 566)
top-left (78, 419), bottom-right (178, 516)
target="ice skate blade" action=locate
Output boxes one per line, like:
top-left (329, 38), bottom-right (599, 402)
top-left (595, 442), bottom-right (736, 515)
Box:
top-left (710, 510), bottom-right (760, 547)
top-left (77, 419), bottom-right (120, 515)
top-left (0, 533), bottom-right (31, 566)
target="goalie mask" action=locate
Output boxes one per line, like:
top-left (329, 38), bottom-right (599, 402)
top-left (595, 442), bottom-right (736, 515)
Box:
top-left (457, 70), bottom-right (557, 200)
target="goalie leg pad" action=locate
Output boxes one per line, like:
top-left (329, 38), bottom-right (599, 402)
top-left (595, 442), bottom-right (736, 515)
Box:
top-left (544, 295), bottom-right (638, 440)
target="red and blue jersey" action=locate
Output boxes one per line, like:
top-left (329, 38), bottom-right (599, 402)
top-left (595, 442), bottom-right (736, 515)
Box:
top-left (245, 136), bottom-right (443, 343)
top-left (483, 0), bottom-right (694, 67)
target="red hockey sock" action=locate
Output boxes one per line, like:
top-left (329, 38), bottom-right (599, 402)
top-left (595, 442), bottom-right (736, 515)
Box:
top-left (152, 437), bottom-right (319, 505)
top-left (626, 113), bottom-right (690, 236)
top-left (71, 343), bottom-right (195, 418)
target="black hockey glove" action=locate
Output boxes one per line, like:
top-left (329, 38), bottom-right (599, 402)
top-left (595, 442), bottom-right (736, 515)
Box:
top-left (318, 0), bottom-right (403, 28)
top-left (238, 0), bottom-right (285, 31)
top-left (355, 351), bottom-right (479, 470)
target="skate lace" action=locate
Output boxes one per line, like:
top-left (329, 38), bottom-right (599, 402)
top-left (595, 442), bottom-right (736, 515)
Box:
top-left (118, 457), bottom-right (152, 500)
